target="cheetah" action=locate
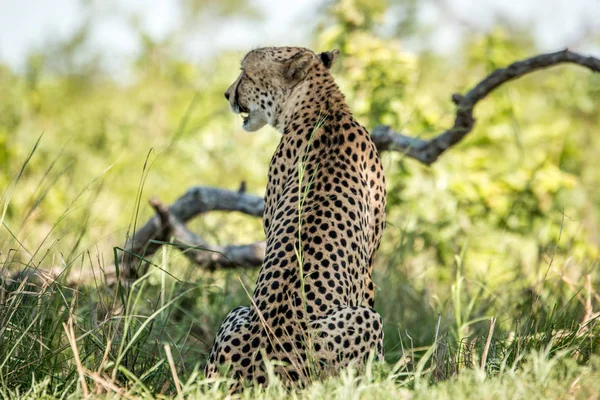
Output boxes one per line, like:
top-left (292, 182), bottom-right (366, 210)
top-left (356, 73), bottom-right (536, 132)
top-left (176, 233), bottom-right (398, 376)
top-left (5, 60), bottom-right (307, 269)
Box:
top-left (205, 47), bottom-right (386, 387)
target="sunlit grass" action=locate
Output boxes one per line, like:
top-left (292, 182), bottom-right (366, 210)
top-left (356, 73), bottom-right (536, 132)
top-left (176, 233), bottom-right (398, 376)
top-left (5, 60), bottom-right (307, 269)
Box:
top-left (0, 138), bottom-right (597, 398)
top-left (1, 27), bottom-right (599, 397)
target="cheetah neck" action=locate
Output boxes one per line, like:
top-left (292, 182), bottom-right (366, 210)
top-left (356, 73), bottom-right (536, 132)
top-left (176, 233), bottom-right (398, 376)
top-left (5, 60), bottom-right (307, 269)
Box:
top-left (276, 70), bottom-right (351, 134)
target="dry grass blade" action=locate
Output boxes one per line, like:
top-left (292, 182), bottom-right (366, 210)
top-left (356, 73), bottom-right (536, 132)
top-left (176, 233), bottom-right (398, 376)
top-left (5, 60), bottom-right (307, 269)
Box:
top-left (96, 339), bottom-right (112, 374)
top-left (83, 368), bottom-right (136, 400)
top-left (165, 344), bottom-right (183, 399)
top-left (480, 317), bottom-right (496, 371)
top-left (63, 316), bottom-right (89, 397)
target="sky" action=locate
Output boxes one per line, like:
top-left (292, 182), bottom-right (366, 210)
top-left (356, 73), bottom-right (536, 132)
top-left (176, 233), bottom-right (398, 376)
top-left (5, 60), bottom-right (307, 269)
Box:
top-left (0, 0), bottom-right (599, 73)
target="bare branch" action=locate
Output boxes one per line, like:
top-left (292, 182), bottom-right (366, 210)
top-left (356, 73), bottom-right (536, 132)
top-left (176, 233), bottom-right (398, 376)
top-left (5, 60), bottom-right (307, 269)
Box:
top-left (120, 184), bottom-right (263, 274)
top-left (2, 189), bottom-right (251, 285)
top-left (371, 49), bottom-right (600, 165)
top-left (146, 198), bottom-right (265, 271)
top-left (118, 50), bottom-right (600, 275)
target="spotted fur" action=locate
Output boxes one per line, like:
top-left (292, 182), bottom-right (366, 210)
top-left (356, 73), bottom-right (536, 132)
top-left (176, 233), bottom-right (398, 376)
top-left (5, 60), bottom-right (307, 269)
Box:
top-left (205, 47), bottom-right (386, 387)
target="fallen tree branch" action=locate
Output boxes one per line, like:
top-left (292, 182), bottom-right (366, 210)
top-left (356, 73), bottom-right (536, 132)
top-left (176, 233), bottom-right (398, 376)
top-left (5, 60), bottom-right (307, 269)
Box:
top-left (5, 188), bottom-right (267, 285)
top-left (146, 198), bottom-right (265, 272)
top-left (119, 49), bottom-right (599, 275)
top-left (7, 51), bottom-right (598, 284)
top-left (371, 49), bottom-right (600, 165)
top-left (120, 183), bottom-right (263, 277)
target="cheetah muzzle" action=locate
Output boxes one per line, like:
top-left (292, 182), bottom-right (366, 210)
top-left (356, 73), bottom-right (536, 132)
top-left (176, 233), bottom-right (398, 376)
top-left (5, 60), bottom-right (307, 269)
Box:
top-left (206, 46), bottom-right (387, 388)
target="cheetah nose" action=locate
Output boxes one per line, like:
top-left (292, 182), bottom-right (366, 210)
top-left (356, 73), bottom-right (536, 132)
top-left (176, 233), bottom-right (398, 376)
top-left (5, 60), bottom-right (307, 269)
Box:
top-left (224, 91), bottom-right (230, 100)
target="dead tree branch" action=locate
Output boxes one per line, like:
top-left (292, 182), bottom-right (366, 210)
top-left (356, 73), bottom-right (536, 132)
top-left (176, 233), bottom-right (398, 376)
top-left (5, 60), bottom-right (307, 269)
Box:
top-left (8, 50), bottom-right (597, 284)
top-left (146, 198), bottom-right (265, 271)
top-left (120, 183), bottom-right (264, 277)
top-left (120, 50), bottom-right (599, 275)
top-left (371, 49), bottom-right (600, 165)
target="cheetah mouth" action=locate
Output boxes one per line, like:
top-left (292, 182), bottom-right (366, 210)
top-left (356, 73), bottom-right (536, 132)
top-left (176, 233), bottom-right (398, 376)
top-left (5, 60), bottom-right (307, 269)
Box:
top-left (233, 101), bottom-right (251, 126)
top-left (232, 101), bottom-right (266, 132)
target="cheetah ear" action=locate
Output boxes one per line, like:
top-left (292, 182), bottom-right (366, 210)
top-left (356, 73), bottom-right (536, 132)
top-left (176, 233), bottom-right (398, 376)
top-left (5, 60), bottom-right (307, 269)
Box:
top-left (319, 49), bottom-right (340, 69)
top-left (284, 51), bottom-right (317, 81)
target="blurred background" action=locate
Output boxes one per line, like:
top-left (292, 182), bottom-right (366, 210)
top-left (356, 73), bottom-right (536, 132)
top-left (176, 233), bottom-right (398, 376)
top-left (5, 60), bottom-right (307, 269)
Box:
top-left (1, 0), bottom-right (599, 370)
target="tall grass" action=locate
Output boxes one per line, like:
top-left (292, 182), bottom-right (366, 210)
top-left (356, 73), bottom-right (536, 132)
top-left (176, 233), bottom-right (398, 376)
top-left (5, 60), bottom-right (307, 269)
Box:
top-left (1, 130), bottom-right (598, 399)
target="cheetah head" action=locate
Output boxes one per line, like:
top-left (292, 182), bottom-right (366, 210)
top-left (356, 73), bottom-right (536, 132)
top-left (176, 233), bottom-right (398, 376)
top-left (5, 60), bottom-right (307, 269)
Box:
top-left (224, 47), bottom-right (339, 132)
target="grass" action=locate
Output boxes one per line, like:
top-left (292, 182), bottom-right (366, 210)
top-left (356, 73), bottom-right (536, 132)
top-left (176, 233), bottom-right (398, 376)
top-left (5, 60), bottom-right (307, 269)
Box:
top-left (291, 111), bottom-right (329, 380)
top-left (294, 110), bottom-right (328, 314)
top-left (0, 290), bottom-right (598, 400)
top-left (1, 119), bottom-right (599, 399)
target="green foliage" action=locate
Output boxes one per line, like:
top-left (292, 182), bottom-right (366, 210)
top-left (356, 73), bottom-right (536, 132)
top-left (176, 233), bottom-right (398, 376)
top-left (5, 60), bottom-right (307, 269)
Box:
top-left (1, 0), bottom-right (599, 397)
